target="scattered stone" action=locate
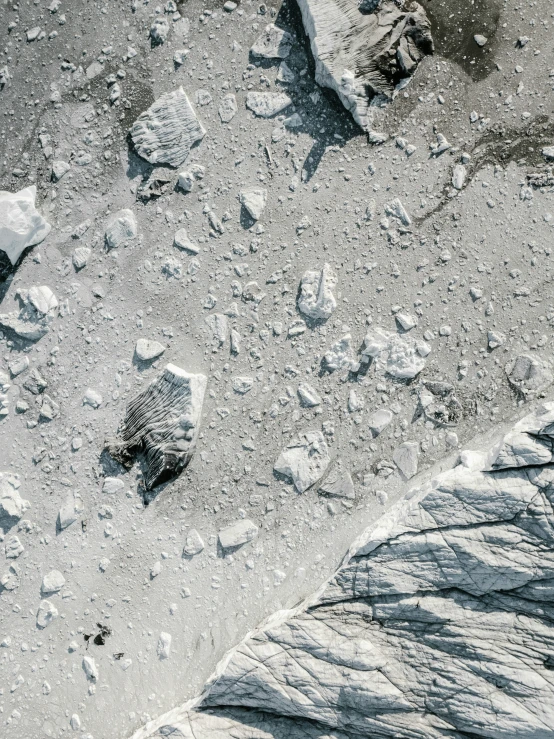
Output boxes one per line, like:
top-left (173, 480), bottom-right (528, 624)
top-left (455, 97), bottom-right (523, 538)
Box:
top-left (58, 492), bottom-right (84, 530)
top-left (250, 24), bottom-right (293, 59)
top-left (318, 460), bottom-right (355, 499)
top-left (239, 187), bottom-right (267, 221)
top-left (177, 171), bottom-right (194, 192)
top-left (474, 34), bottom-right (488, 46)
top-left (218, 93), bottom-right (238, 123)
top-left (9, 356), bottom-right (29, 378)
top-left (0, 186), bottom-right (51, 265)
top-left (36, 600), bottom-right (58, 629)
top-left (232, 376), bottom-right (254, 394)
top-left (103, 478), bottom-right (125, 495)
top-left (174, 228), bottom-right (199, 254)
top-left (506, 354), bottom-right (553, 397)
top-left (487, 330), bottom-right (506, 350)
top-left (51, 160), bottom-right (70, 181)
top-left (218, 519), bottom-right (258, 550)
top-left (206, 313), bottom-right (228, 347)
top-left (157, 632), bottom-right (172, 659)
top-left (361, 328), bottom-right (430, 379)
top-left (274, 431), bottom-right (331, 493)
top-left (0, 285), bottom-right (58, 341)
top-left (72, 246), bottom-right (90, 270)
top-left (385, 198), bottom-right (411, 226)
top-left (105, 209), bottom-right (138, 249)
top-left (130, 87), bottom-right (206, 167)
top-left (368, 408), bottom-right (393, 437)
top-left (106, 364), bottom-right (207, 490)
top-left (135, 339), bottom-right (166, 362)
top-left (82, 655), bottom-right (98, 681)
top-left (324, 334), bottom-right (359, 372)
top-left (297, 382), bottom-right (321, 407)
top-left (430, 133), bottom-right (451, 155)
top-left (150, 17), bottom-right (170, 45)
top-left (183, 529), bottom-right (204, 556)
top-left (393, 441), bottom-right (419, 479)
top-left (83, 388), bottom-right (103, 409)
top-left (298, 263), bottom-right (337, 321)
top-left (246, 91), bottom-right (292, 117)
top-left (395, 313), bottom-right (417, 331)
top-left (41, 570), bottom-right (65, 595)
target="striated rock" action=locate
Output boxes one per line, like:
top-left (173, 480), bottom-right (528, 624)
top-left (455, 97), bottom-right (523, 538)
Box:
top-left (106, 364), bottom-right (207, 490)
top-left (0, 186), bottom-right (51, 265)
top-left (0, 285), bottom-right (58, 341)
top-left (105, 209), bottom-right (138, 249)
top-left (239, 187), bottom-right (267, 221)
top-left (297, 263), bottom-right (337, 321)
top-left (295, 0), bottom-right (433, 132)
top-left (130, 87), bottom-right (206, 168)
top-left (361, 327), bottom-right (430, 379)
top-left (134, 402), bottom-right (554, 739)
top-left (246, 91), bottom-right (292, 118)
top-left (274, 431), bottom-right (330, 493)
top-left (250, 24), bottom-right (293, 59)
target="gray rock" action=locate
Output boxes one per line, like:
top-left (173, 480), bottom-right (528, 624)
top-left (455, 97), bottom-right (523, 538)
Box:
top-left (274, 431), bottom-right (330, 493)
top-left (297, 263), bottom-right (337, 321)
top-left (246, 92), bottom-right (292, 118)
top-left (250, 24), bottom-right (293, 59)
top-left (218, 519), bottom-right (258, 550)
top-left (135, 339), bottom-right (166, 362)
top-left (183, 529), bottom-right (204, 556)
top-left (105, 209), bottom-right (137, 249)
top-left (239, 187), bottom-right (267, 221)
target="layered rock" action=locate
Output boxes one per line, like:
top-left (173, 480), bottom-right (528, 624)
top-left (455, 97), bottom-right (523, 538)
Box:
top-left (107, 364), bottom-right (207, 490)
top-left (296, 0), bottom-right (433, 132)
top-left (132, 402), bottom-right (554, 739)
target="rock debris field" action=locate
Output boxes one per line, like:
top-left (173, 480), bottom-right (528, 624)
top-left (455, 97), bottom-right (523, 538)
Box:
top-left (0, 0), bottom-right (553, 738)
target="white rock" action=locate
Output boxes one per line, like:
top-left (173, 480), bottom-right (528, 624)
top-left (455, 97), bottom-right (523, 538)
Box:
top-left (348, 389), bottom-right (364, 412)
top-left (0, 472), bottom-right (30, 527)
top-left (487, 330), bottom-right (505, 350)
top-left (318, 459), bottom-right (355, 500)
top-left (157, 632), bottom-right (172, 659)
top-left (505, 354), bottom-right (553, 397)
top-left (324, 334), bottom-right (359, 372)
top-left (361, 328), bottom-right (430, 379)
top-left (452, 164), bottom-right (467, 190)
top-left (298, 263), bottom-right (337, 321)
top-left (150, 17), bottom-right (170, 44)
top-left (105, 209), bottom-right (137, 249)
top-left (9, 356), bottom-right (29, 377)
top-left (5, 535), bottom-right (24, 558)
top-left (83, 388), bottom-right (102, 408)
top-left (72, 246), bottom-right (90, 270)
top-left (218, 519), bottom-right (258, 549)
top-left (232, 376), bottom-right (254, 394)
top-left (385, 198), bottom-right (411, 226)
top-left (218, 93), bottom-right (238, 123)
top-left (135, 339), bottom-right (166, 361)
top-left (395, 313), bottom-right (417, 331)
top-left (274, 431), bottom-right (331, 493)
top-left (277, 61), bottom-right (296, 83)
top-left (0, 186), bottom-right (51, 264)
top-left (130, 87), bottom-right (206, 167)
top-left (103, 477), bottom-right (125, 495)
top-left (239, 187), bottom-right (267, 221)
top-left (177, 171), bottom-right (194, 192)
top-left (542, 146), bottom-right (554, 161)
top-left (82, 655), bottom-right (98, 681)
top-left (36, 600), bottom-right (58, 629)
top-left (205, 313), bottom-right (228, 347)
top-left (70, 715), bottom-right (81, 731)
top-left (430, 132), bottom-right (451, 155)
top-left (174, 228), bottom-right (199, 254)
top-left (183, 529), bottom-right (204, 556)
top-left (297, 383), bottom-right (321, 407)
top-left (250, 24), bottom-right (293, 59)
top-left (393, 441), bottom-right (419, 479)
top-left (246, 91), bottom-right (292, 118)
top-left (51, 160), bottom-right (70, 181)
top-left (474, 34), bottom-right (488, 46)
top-left (368, 408), bottom-right (393, 436)
top-left (41, 570), bottom-right (65, 594)
top-left (58, 492), bottom-right (84, 530)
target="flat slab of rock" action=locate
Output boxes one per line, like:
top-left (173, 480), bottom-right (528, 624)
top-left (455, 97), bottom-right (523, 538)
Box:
top-left (239, 187), bottom-right (267, 220)
top-left (0, 185), bottom-right (51, 265)
top-left (250, 24), bottom-right (293, 59)
top-left (274, 431), bottom-right (330, 493)
top-left (135, 339), bottom-right (166, 362)
top-left (218, 519), bottom-right (258, 550)
top-left (106, 364), bottom-right (207, 490)
top-left (246, 91), bottom-right (292, 118)
top-left (130, 87), bottom-right (206, 167)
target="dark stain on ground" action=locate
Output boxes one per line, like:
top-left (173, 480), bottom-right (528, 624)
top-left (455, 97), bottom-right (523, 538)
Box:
top-left (84, 623), bottom-right (112, 647)
top-left (419, 0), bottom-right (502, 80)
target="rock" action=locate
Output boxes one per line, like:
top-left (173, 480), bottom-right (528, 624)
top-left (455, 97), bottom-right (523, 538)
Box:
top-left (83, 388), bottom-right (103, 409)
top-left (137, 169), bottom-right (172, 202)
top-left (218, 93), bottom-right (238, 123)
top-left (297, 382), bottom-right (321, 407)
top-left (177, 171), bottom-right (194, 192)
top-left (0, 286), bottom-right (58, 341)
top-left (0, 186), bottom-right (51, 265)
top-left (250, 24), bottom-right (293, 59)
top-left (452, 164), bottom-right (467, 190)
top-left (487, 330), bottom-right (505, 350)
top-left (105, 209), bottom-right (138, 249)
top-left (324, 334), bottom-right (359, 372)
top-left (297, 263), bottom-right (337, 321)
top-left (367, 408), bottom-right (393, 436)
top-left (392, 441), bottom-right (419, 479)
top-left (232, 376), bottom-right (253, 394)
top-left (36, 600), bottom-right (58, 629)
top-left (348, 389), bottom-right (364, 412)
top-left (72, 246), bottom-right (90, 270)
top-left (130, 87), bottom-right (206, 168)
top-left (218, 519), bottom-right (258, 550)
top-left (205, 314), bottom-right (228, 347)
top-left (173, 228), bottom-right (199, 254)
top-left (318, 460), bottom-right (355, 499)
top-left (395, 313), bottom-right (417, 331)
top-left (295, 0), bottom-right (433, 131)
top-left (361, 328), bottom-right (430, 379)
top-left (183, 529), bottom-right (204, 556)
top-left (385, 198), bottom-right (411, 226)
top-left (106, 364), bottom-right (207, 490)
top-left (82, 655), bottom-right (98, 681)
top-left (474, 33), bottom-right (488, 46)
top-left (157, 632), bottom-right (172, 659)
top-left (506, 354), bottom-right (553, 397)
top-left (274, 431), bottom-right (331, 493)
top-left (41, 570), bottom-right (65, 594)
top-left (150, 17), bottom-right (170, 44)
top-left (246, 91), bottom-right (292, 118)
top-left (135, 339), bottom-right (166, 362)
top-left (58, 492), bottom-right (84, 530)
top-left (103, 477), bottom-right (125, 495)
top-left (5, 535), bottom-right (24, 558)
top-left (417, 382), bottom-right (462, 427)
top-left (51, 159), bottom-right (70, 181)
top-left (9, 356), bottom-right (29, 377)
top-left (542, 146), bottom-right (554, 161)
top-left (430, 132), bottom-right (451, 155)
top-left (239, 187), bottom-right (267, 221)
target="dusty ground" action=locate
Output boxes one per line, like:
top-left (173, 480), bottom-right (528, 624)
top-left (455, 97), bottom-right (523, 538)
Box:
top-left (0, 0), bottom-right (553, 738)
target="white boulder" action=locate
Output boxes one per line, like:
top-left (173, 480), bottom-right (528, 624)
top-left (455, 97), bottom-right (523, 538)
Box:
top-left (274, 431), bottom-right (331, 493)
top-left (297, 263), bottom-right (337, 321)
top-left (0, 186), bottom-right (51, 265)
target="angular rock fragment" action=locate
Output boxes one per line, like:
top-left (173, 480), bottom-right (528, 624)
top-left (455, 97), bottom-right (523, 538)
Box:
top-left (72, 246), bottom-right (90, 270)
top-left (83, 388), bottom-right (102, 409)
top-left (135, 339), bottom-right (166, 362)
top-left (232, 376), bottom-right (253, 394)
top-left (205, 313), bottom-right (228, 347)
top-left (297, 382), bottom-right (321, 407)
top-left (36, 600), bottom-right (58, 629)
top-left (137, 404), bottom-right (554, 739)
top-left (0, 186), bottom-right (51, 265)
top-left (58, 492), bottom-right (84, 530)
top-left (367, 408), bottom-right (393, 436)
top-left (106, 364), bottom-right (207, 490)
top-left (218, 520), bottom-right (258, 550)
top-left (452, 163), bottom-right (466, 190)
top-left (105, 209), bottom-right (137, 249)
top-left (385, 197), bottom-right (411, 226)
top-left (274, 431), bottom-right (330, 493)
top-left (250, 24), bottom-right (293, 59)
top-left (324, 334), bottom-right (359, 372)
top-left (297, 263), bottom-right (337, 321)
top-left (392, 440), bottom-right (419, 479)
top-left (218, 93), bottom-right (238, 123)
top-left (318, 459), bottom-right (354, 499)
top-left (157, 632), bottom-right (172, 659)
top-left (239, 187), bottom-right (267, 221)
top-left (246, 91), bottom-right (292, 118)
top-left (183, 529), bottom-right (204, 557)
top-left (506, 354), bottom-right (553, 398)
top-left (130, 87), bottom-right (206, 167)
top-left (295, 0), bottom-right (433, 132)
top-left (82, 655), bottom-right (98, 681)
top-left (41, 570), bottom-right (65, 594)
top-left (174, 228), bottom-right (199, 254)
top-left (361, 327), bottom-right (430, 379)
top-left (150, 17), bottom-right (170, 45)
top-left (0, 286), bottom-right (58, 341)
